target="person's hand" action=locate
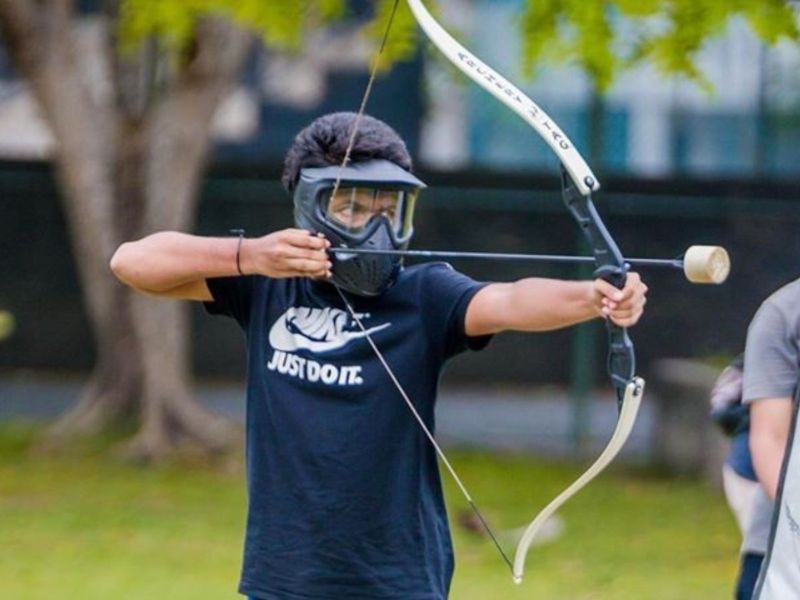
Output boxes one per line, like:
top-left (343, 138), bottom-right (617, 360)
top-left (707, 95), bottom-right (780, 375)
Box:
top-left (242, 229), bottom-right (332, 279)
top-left (591, 272), bottom-right (648, 327)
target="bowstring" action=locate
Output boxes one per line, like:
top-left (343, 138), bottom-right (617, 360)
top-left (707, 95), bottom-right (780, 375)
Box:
top-left (330, 0), bottom-right (513, 574)
top-left (335, 288), bottom-right (514, 573)
top-left (330, 0), bottom-right (402, 207)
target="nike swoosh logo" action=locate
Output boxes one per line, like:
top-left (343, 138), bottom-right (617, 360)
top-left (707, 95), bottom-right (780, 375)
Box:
top-left (269, 306), bottom-right (390, 354)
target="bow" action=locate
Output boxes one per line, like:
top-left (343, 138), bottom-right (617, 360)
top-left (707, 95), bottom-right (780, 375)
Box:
top-left (403, 0), bottom-right (644, 583)
top-left (334, 0), bottom-right (729, 585)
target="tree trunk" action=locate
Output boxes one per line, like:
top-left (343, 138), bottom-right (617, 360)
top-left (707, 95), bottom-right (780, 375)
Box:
top-left (0, 5), bottom-right (253, 460)
top-left (123, 16), bottom-right (253, 461)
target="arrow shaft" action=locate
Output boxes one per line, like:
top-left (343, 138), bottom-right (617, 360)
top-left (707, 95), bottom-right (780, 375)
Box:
top-left (329, 247), bottom-right (682, 269)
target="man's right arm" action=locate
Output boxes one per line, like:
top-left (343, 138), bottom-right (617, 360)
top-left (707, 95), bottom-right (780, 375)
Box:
top-left (750, 397), bottom-right (793, 500)
top-left (744, 300), bottom-right (797, 500)
top-left (110, 230), bottom-right (331, 301)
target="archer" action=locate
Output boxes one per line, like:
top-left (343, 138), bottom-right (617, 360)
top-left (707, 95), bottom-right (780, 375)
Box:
top-left (111, 111), bottom-right (647, 600)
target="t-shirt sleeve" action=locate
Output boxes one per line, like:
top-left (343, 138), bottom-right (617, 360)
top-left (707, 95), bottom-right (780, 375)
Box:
top-left (421, 263), bottom-right (492, 359)
top-left (203, 275), bottom-right (257, 328)
top-left (743, 301), bottom-right (799, 404)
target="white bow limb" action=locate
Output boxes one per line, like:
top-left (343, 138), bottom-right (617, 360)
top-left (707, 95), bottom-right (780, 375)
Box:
top-left (404, 0), bottom-right (645, 584)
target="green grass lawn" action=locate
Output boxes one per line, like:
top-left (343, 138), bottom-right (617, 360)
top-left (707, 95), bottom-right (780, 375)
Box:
top-left (0, 425), bottom-right (739, 599)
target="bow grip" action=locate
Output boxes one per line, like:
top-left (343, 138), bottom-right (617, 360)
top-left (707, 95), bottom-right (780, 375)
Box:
top-left (606, 321), bottom-right (635, 409)
top-left (593, 263), bottom-right (629, 290)
top-left (595, 263), bottom-right (635, 408)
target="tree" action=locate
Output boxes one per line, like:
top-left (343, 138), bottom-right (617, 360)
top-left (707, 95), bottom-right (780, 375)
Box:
top-left (0, 0), bottom-right (373, 461)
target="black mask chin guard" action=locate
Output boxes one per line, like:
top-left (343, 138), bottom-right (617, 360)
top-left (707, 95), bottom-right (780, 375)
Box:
top-left (293, 160), bottom-right (426, 297)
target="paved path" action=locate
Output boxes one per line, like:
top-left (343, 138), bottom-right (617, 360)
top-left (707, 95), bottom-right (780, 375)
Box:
top-left (0, 370), bottom-right (655, 460)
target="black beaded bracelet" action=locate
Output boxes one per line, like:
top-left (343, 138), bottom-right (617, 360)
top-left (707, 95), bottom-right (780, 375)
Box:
top-left (230, 229), bottom-right (245, 276)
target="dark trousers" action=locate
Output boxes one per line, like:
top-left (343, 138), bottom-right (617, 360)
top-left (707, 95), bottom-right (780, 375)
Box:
top-left (736, 552), bottom-right (765, 600)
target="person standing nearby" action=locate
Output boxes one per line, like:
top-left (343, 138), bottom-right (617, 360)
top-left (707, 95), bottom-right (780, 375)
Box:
top-left (738, 278), bottom-right (800, 599)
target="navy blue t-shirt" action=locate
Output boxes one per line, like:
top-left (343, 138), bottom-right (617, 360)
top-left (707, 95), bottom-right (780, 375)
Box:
top-left (204, 263), bottom-right (490, 600)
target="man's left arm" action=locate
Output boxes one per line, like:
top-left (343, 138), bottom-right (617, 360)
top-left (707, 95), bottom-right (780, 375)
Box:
top-left (465, 273), bottom-right (647, 337)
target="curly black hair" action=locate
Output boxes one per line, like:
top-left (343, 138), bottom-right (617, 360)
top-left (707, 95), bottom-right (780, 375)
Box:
top-left (281, 112), bottom-right (413, 193)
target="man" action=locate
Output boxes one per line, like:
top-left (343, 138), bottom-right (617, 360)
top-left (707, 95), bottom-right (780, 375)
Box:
top-left (111, 112), bottom-right (647, 600)
top-left (737, 278), bottom-right (800, 599)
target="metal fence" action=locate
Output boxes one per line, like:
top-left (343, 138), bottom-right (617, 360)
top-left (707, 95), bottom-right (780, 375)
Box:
top-left (1, 160), bottom-right (798, 388)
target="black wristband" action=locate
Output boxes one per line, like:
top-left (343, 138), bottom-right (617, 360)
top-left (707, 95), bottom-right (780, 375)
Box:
top-left (230, 229), bottom-right (245, 276)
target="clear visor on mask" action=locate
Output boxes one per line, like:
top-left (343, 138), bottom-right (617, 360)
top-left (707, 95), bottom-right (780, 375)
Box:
top-left (321, 186), bottom-right (417, 237)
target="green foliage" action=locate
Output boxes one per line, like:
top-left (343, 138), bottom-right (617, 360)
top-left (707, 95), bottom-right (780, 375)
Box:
top-left (522, 0), bottom-right (619, 90)
top-left (566, 2), bottom-right (617, 92)
top-left (520, 0), bottom-right (800, 92)
top-left (366, 0), bottom-right (421, 70)
top-left (119, 0), bottom-right (347, 53)
top-left (740, 0), bottom-right (800, 44)
top-left (117, 0), bottom-right (799, 96)
top-left (118, 0), bottom-right (421, 78)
